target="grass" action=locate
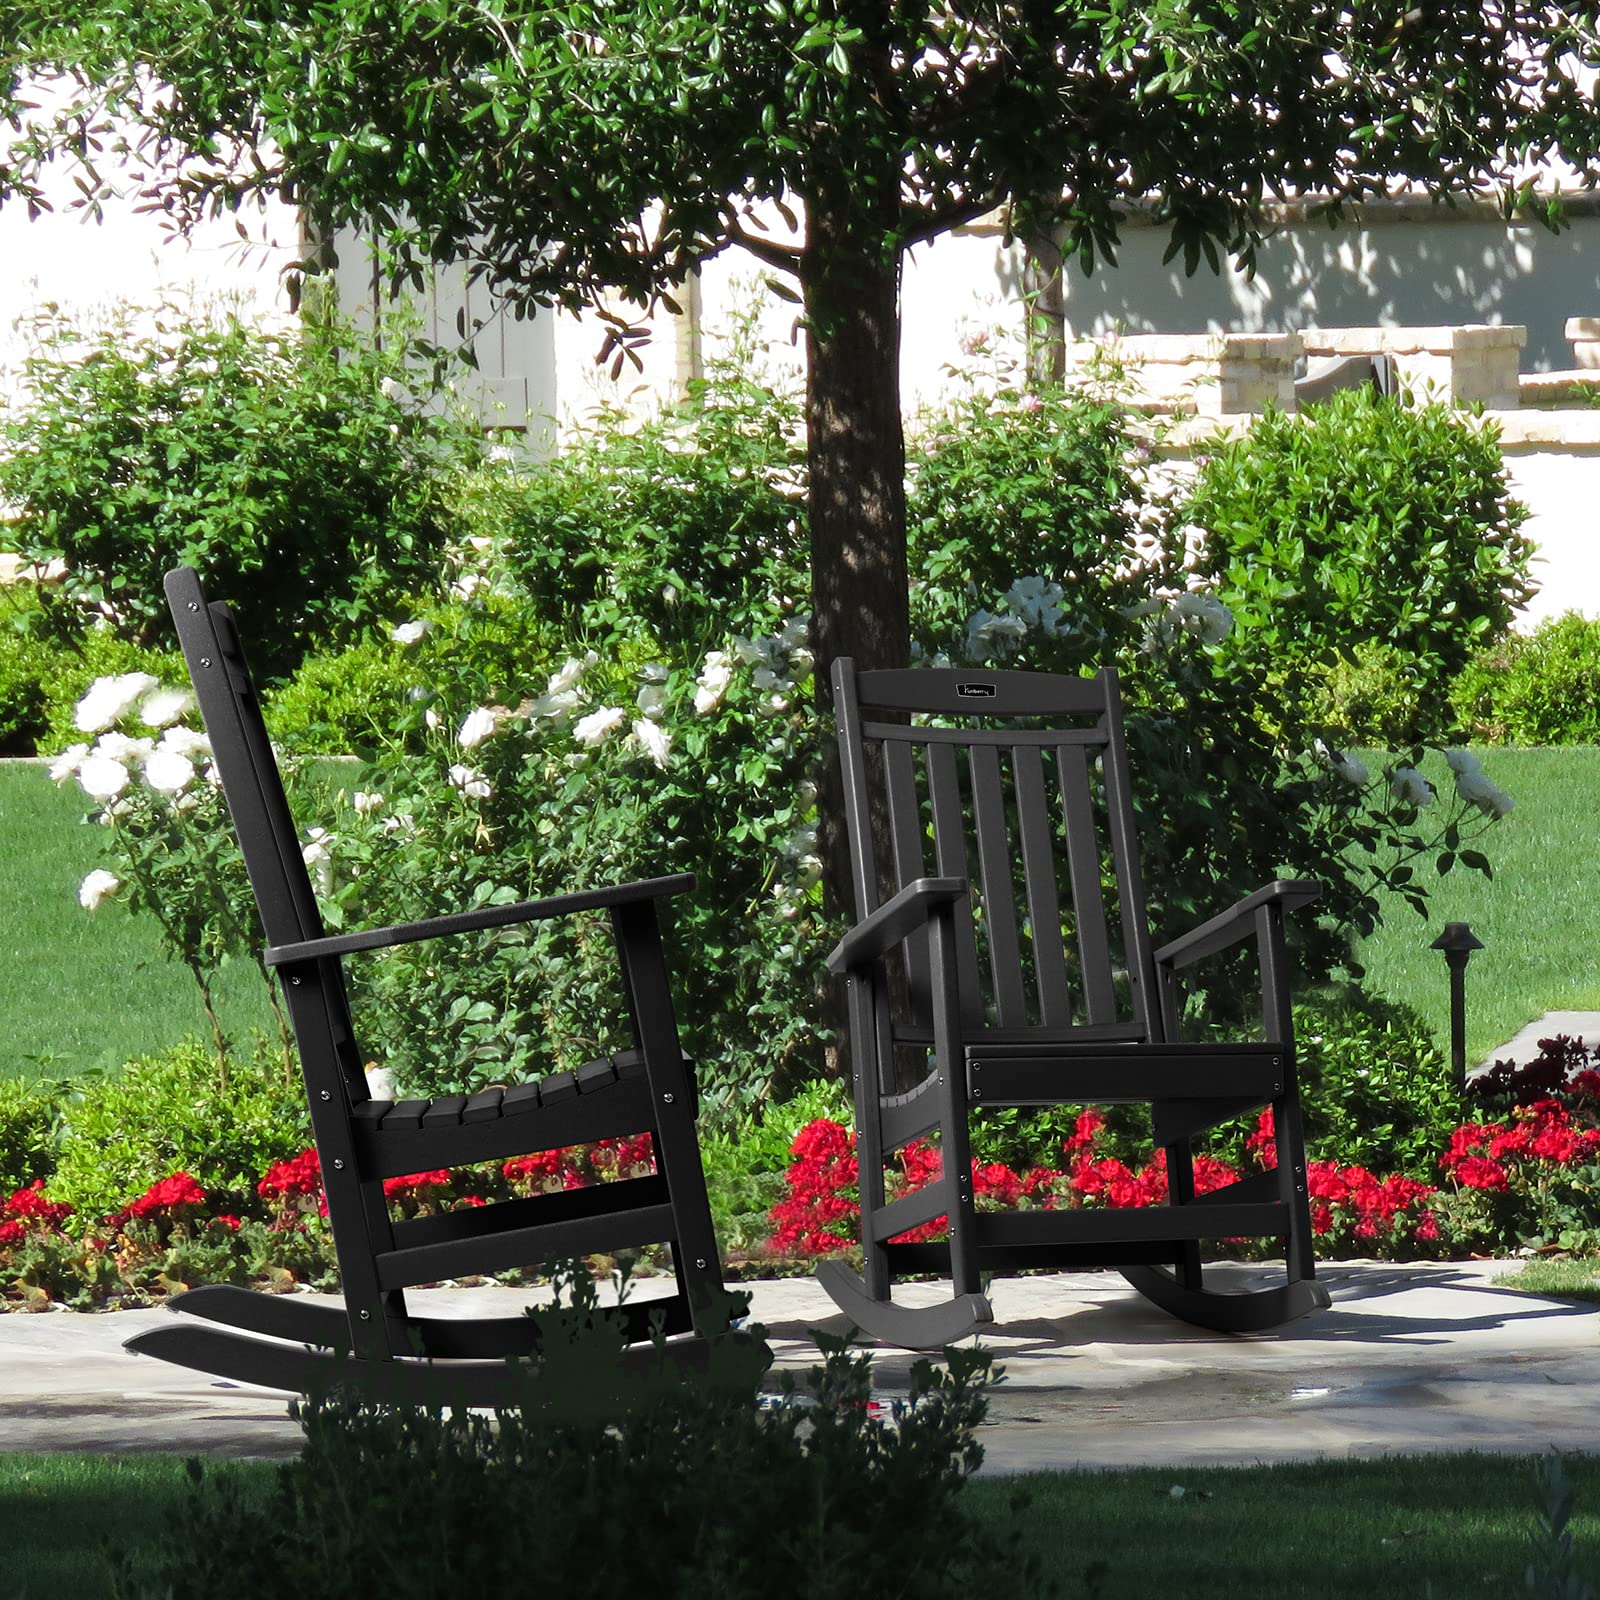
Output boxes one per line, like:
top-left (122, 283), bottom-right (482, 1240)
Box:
top-left (0, 1447), bottom-right (1595, 1599)
top-left (1350, 746), bottom-right (1600, 1067)
top-left (1496, 1255), bottom-right (1600, 1306)
top-left (0, 761), bottom-right (277, 1084)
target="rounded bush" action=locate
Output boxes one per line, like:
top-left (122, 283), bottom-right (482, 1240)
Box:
top-left (0, 303), bottom-right (484, 683)
top-left (1185, 389), bottom-right (1535, 744)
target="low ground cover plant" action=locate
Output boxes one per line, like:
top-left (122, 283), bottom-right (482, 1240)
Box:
top-left (106, 1283), bottom-right (1028, 1600)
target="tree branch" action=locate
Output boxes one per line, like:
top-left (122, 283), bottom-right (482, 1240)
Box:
top-left (726, 218), bottom-right (804, 274)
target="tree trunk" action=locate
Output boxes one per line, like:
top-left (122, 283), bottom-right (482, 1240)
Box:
top-left (800, 192), bottom-right (909, 1076)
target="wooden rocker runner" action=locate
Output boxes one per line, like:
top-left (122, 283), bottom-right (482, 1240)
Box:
top-left (819, 658), bottom-right (1333, 1350)
top-left (124, 568), bottom-right (760, 1407)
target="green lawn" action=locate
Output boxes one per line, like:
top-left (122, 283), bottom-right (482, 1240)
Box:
top-left (1351, 747), bottom-right (1600, 1067)
top-left (0, 761), bottom-right (277, 1084)
top-left (0, 1448), bottom-right (1595, 1599)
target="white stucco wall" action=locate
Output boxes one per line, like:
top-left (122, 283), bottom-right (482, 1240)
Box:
top-left (0, 143), bottom-right (299, 390)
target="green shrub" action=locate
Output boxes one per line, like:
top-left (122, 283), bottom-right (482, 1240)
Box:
top-left (48, 1038), bottom-right (310, 1222)
top-left (0, 608), bottom-right (50, 754)
top-left (906, 382), bottom-right (1162, 665)
top-left (1185, 389), bottom-right (1536, 746)
top-left (265, 591), bottom-right (560, 756)
top-left (110, 1313), bottom-right (1028, 1600)
top-left (0, 1075), bottom-right (64, 1194)
top-left (1277, 985), bottom-right (1458, 1175)
top-left (0, 301), bottom-right (483, 683)
top-left (1311, 637), bottom-right (1438, 748)
top-left (1451, 612), bottom-right (1600, 744)
top-left (494, 368), bottom-right (806, 650)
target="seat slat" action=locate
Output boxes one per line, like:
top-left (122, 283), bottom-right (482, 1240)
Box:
top-left (462, 1087), bottom-right (505, 1123)
top-left (1055, 743), bottom-right (1117, 1025)
top-left (576, 1057), bottom-right (618, 1094)
top-left (540, 1069), bottom-right (578, 1105)
top-left (1011, 743), bottom-right (1072, 1027)
top-left (925, 740), bottom-right (983, 1026)
top-left (421, 1094), bottom-right (468, 1129)
top-left (381, 1099), bottom-right (430, 1133)
top-left (969, 743), bottom-right (1026, 1026)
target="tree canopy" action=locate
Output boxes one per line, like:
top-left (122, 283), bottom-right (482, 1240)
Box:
top-left (6, 0), bottom-right (1599, 923)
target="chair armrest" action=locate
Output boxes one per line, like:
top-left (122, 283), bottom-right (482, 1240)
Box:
top-left (826, 877), bottom-right (967, 976)
top-left (264, 873), bottom-right (696, 967)
top-left (1152, 879), bottom-right (1322, 972)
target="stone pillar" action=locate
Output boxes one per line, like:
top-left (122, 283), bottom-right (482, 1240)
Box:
top-left (1566, 317), bottom-right (1600, 370)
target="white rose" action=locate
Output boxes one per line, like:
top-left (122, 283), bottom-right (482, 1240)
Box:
top-left (1455, 766), bottom-right (1514, 818)
top-left (352, 790), bottom-right (385, 815)
top-left (631, 718), bottom-right (672, 769)
top-left (77, 755), bottom-right (130, 800)
top-left (636, 684), bottom-right (668, 720)
top-left (448, 764), bottom-right (493, 799)
top-left (1389, 765), bottom-right (1433, 807)
top-left (547, 655), bottom-right (592, 696)
top-left (139, 686), bottom-right (194, 728)
top-left (457, 707), bottom-right (498, 748)
top-left (1444, 748), bottom-right (1482, 776)
top-left (157, 725), bottom-right (211, 758)
top-left (95, 731), bottom-right (153, 765)
top-left (694, 651), bottom-right (733, 715)
top-left (144, 749), bottom-right (196, 794)
top-left (392, 620), bottom-right (430, 646)
top-left (79, 869), bottom-right (120, 911)
top-left (573, 706), bottom-right (626, 745)
top-left (1335, 753), bottom-right (1369, 787)
top-left (48, 743), bottom-right (89, 783)
top-left (74, 672), bottom-right (160, 734)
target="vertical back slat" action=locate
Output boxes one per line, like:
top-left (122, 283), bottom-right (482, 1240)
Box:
top-left (1012, 743), bottom-right (1073, 1027)
top-left (1056, 741), bottom-right (1118, 1025)
top-left (925, 740), bottom-right (984, 1025)
top-left (968, 743), bottom-right (1026, 1026)
top-left (1099, 671), bottom-right (1160, 1040)
top-left (883, 738), bottom-right (933, 1027)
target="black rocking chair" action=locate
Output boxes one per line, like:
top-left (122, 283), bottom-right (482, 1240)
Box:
top-left (124, 567), bottom-right (757, 1406)
top-left (819, 658), bottom-right (1332, 1349)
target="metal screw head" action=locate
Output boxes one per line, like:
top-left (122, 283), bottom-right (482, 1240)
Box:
top-left (199, 657), bottom-right (212, 669)
top-left (360, 1309), bottom-right (371, 1321)
top-left (289, 975), bottom-right (301, 986)
top-left (695, 1258), bottom-right (707, 1270)
top-left (333, 1158), bottom-right (344, 1170)
top-left (662, 1091), bottom-right (675, 1104)
top-left (320, 1090), bottom-right (331, 1101)
top-left (187, 601), bottom-right (200, 612)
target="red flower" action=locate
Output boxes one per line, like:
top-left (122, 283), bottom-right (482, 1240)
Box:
top-left (4, 1181), bottom-right (75, 1229)
top-left (209, 1215), bottom-right (243, 1231)
top-left (1454, 1155), bottom-right (1511, 1191)
top-left (972, 1162), bottom-right (1024, 1206)
top-left (383, 1169), bottom-right (452, 1199)
top-left (1244, 1107), bottom-right (1277, 1168)
top-left (1063, 1108), bottom-right (1105, 1156)
top-left (258, 1148), bottom-right (322, 1199)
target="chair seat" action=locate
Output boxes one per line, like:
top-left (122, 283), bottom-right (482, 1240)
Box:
top-left (350, 1049), bottom-right (685, 1180)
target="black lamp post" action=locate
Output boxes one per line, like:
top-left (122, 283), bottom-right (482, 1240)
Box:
top-left (1430, 921), bottom-right (1485, 1098)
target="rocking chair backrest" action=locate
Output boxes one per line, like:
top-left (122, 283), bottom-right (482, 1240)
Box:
top-left (164, 568), bottom-right (365, 1099)
top-left (834, 658), bottom-right (1160, 1045)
